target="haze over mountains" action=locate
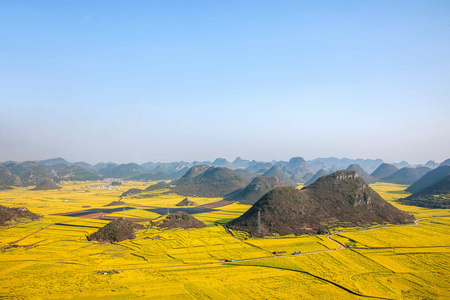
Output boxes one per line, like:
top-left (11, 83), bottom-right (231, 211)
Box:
top-left (399, 174), bottom-right (450, 209)
top-left (0, 156), bottom-right (447, 191)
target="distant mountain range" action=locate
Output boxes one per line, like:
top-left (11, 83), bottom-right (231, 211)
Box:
top-left (0, 156), bottom-right (447, 184)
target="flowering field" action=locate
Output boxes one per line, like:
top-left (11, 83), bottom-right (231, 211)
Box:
top-left (0, 182), bottom-right (449, 299)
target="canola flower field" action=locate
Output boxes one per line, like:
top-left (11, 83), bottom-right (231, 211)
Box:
top-left (0, 181), bottom-right (449, 299)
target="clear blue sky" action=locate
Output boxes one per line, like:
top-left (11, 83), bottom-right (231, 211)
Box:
top-left (1, 1), bottom-right (449, 164)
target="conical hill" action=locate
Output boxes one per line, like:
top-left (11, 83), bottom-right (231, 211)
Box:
top-left (176, 198), bottom-right (197, 206)
top-left (262, 166), bottom-right (297, 187)
top-left (370, 163), bottom-right (399, 179)
top-left (346, 164), bottom-right (377, 184)
top-left (227, 170), bottom-right (414, 237)
top-left (159, 211), bottom-right (206, 229)
top-left (406, 166), bottom-right (450, 193)
top-left (399, 175), bottom-right (450, 209)
top-left (305, 169), bottom-right (328, 185)
top-left (32, 178), bottom-right (61, 190)
top-left (224, 176), bottom-right (285, 205)
top-left (172, 166), bottom-right (249, 197)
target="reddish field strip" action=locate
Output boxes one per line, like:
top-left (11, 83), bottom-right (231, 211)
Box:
top-left (198, 200), bottom-right (233, 209)
top-left (80, 212), bottom-right (109, 219)
top-left (53, 210), bottom-right (88, 216)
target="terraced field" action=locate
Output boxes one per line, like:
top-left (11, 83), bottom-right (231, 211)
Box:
top-left (0, 182), bottom-right (449, 299)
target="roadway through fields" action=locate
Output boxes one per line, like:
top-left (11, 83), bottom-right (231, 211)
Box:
top-left (116, 216), bottom-right (450, 271)
top-left (112, 216), bottom-right (449, 300)
top-left (3, 216), bottom-right (448, 298)
top-left (0, 223), bottom-right (55, 250)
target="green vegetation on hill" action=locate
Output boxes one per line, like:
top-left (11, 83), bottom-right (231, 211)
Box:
top-left (121, 188), bottom-right (144, 197)
top-left (399, 175), bottom-right (450, 209)
top-left (234, 168), bottom-right (257, 181)
top-left (346, 164), bottom-right (377, 183)
top-left (228, 170), bottom-right (414, 237)
top-left (0, 184), bottom-right (13, 191)
top-left (0, 166), bottom-right (21, 186)
top-left (370, 163), bottom-right (399, 179)
top-left (172, 166), bottom-right (249, 197)
top-left (20, 166), bottom-right (59, 186)
top-left (0, 205), bottom-right (40, 226)
top-left (262, 166), bottom-right (297, 186)
top-left (406, 166), bottom-right (450, 193)
top-left (175, 198), bottom-right (197, 206)
top-left (158, 211), bottom-right (206, 229)
top-left (57, 166), bottom-right (101, 181)
top-left (382, 167), bottom-right (431, 185)
top-left (305, 169), bottom-right (328, 185)
top-left (32, 178), bottom-right (61, 190)
top-left (225, 176), bottom-right (285, 204)
top-left (87, 218), bottom-right (144, 243)
top-left (103, 163), bottom-right (146, 179)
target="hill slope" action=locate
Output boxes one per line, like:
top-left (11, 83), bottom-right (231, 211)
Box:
top-left (262, 166), bottom-right (297, 187)
top-left (0, 166), bottom-right (21, 186)
top-left (382, 167), bottom-right (431, 185)
top-left (346, 164), bottom-right (377, 184)
top-left (172, 166), bottom-right (249, 197)
top-left (224, 176), bottom-right (285, 205)
top-left (20, 166), bottom-right (59, 186)
top-left (87, 218), bottom-right (144, 243)
top-left (305, 169), bottom-right (328, 185)
top-left (227, 170), bottom-right (414, 237)
top-left (158, 211), bottom-right (206, 229)
top-left (32, 179), bottom-right (61, 190)
top-left (234, 169), bottom-right (257, 181)
top-left (399, 175), bottom-right (450, 209)
top-left (103, 163), bottom-right (146, 179)
top-left (406, 166), bottom-right (450, 193)
top-left (371, 163), bottom-right (399, 179)
top-left (57, 166), bottom-right (101, 181)
top-left (439, 158), bottom-right (450, 167)
top-left (176, 198), bottom-right (197, 206)
top-left (0, 205), bottom-right (41, 226)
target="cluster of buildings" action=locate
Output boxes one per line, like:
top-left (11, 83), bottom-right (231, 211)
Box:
top-left (86, 185), bottom-right (118, 190)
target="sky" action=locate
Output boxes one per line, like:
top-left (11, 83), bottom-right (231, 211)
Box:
top-left (1, 1), bottom-right (449, 165)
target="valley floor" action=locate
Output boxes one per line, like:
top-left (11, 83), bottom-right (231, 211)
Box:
top-left (0, 182), bottom-right (449, 299)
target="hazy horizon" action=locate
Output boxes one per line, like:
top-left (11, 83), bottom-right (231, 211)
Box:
top-left (1, 1), bottom-right (449, 165)
top-left (0, 154), bottom-right (444, 167)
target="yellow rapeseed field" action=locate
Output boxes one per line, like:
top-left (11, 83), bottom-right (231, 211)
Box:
top-left (0, 181), bottom-right (449, 299)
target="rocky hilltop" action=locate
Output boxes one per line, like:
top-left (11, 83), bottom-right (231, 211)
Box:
top-left (227, 170), bottom-right (414, 237)
top-left (346, 164), bottom-right (377, 184)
